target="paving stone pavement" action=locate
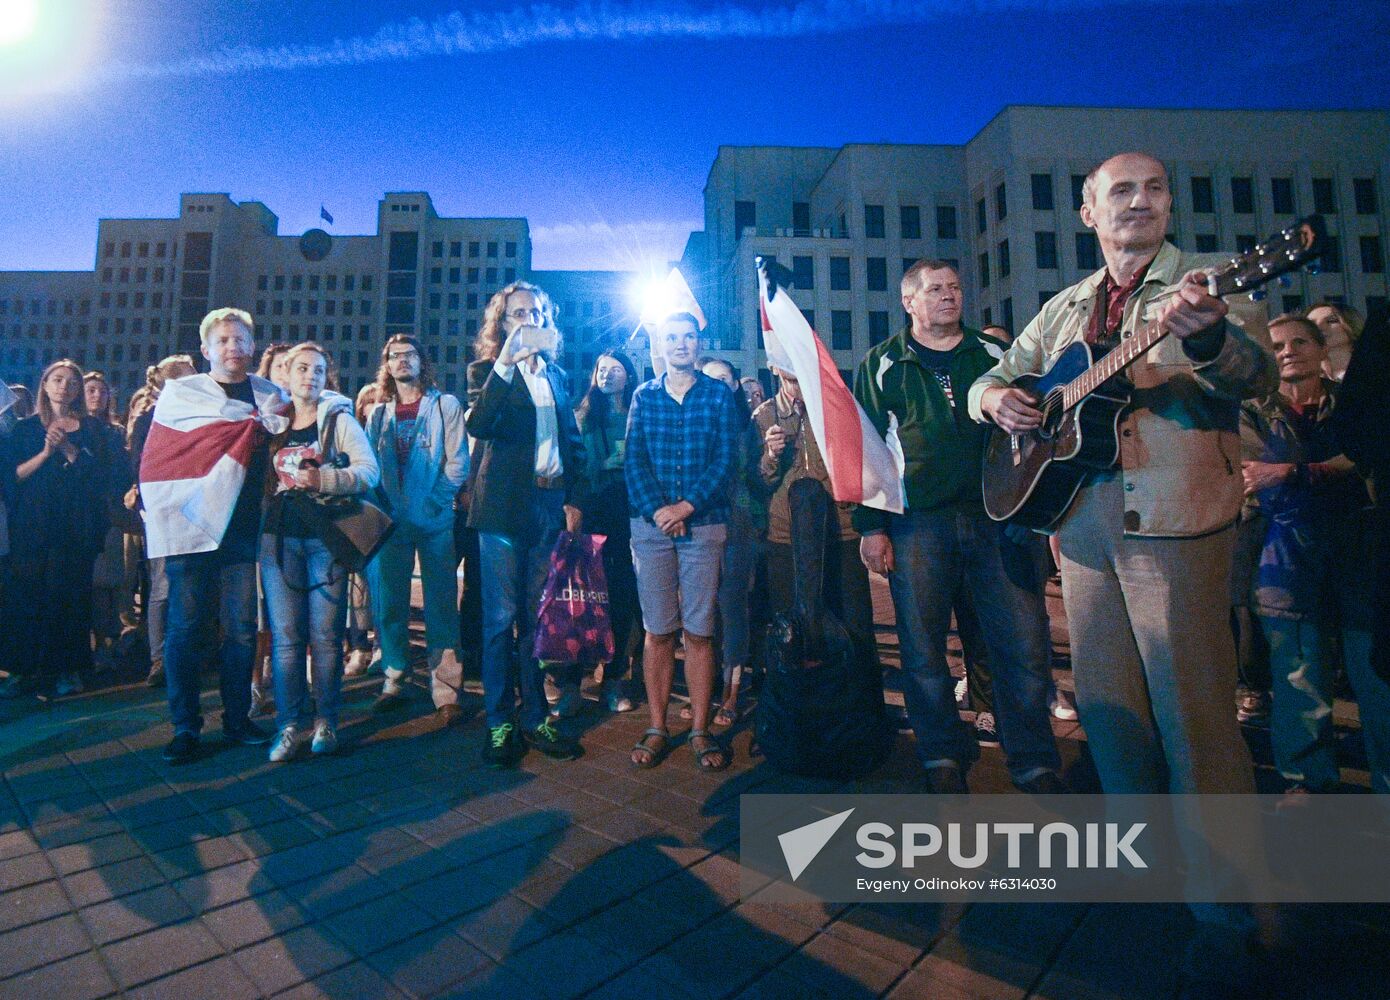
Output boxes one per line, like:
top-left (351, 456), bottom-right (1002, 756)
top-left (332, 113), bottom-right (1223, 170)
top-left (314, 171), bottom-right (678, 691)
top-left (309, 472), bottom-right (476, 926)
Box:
top-left (0, 580), bottom-right (1386, 999)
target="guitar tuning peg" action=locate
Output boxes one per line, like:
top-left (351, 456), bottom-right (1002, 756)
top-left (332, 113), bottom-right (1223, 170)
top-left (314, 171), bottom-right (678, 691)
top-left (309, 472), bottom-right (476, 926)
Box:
top-left (1278, 276), bottom-right (1291, 288)
top-left (1249, 289), bottom-right (1268, 302)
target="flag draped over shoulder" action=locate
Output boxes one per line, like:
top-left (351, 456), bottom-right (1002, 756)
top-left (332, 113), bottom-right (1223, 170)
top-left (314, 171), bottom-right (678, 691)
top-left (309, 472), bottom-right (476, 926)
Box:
top-left (757, 261), bottom-right (904, 514)
top-left (139, 373), bottom-right (289, 558)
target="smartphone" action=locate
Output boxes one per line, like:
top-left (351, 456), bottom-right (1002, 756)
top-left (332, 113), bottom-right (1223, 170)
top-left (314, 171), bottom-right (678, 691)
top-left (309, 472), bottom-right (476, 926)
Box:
top-left (516, 324), bottom-right (559, 357)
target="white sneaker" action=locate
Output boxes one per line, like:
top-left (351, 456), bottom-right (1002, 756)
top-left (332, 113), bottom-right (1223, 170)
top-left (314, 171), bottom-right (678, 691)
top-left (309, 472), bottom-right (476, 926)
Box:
top-left (550, 682), bottom-right (583, 719)
top-left (1050, 690), bottom-right (1079, 721)
top-left (605, 681), bottom-right (634, 713)
top-left (268, 726), bottom-right (302, 763)
top-left (311, 722), bottom-right (337, 755)
top-left (973, 711), bottom-right (1000, 748)
top-left (343, 649), bottom-right (370, 677)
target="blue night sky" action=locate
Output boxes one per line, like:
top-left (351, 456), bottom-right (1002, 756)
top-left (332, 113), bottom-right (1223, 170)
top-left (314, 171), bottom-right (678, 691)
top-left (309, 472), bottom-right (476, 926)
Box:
top-left (2, 0), bottom-right (1387, 274)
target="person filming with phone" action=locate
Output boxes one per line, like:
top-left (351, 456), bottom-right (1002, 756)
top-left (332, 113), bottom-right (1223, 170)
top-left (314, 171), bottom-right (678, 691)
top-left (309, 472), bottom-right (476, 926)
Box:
top-left (467, 281), bottom-right (588, 767)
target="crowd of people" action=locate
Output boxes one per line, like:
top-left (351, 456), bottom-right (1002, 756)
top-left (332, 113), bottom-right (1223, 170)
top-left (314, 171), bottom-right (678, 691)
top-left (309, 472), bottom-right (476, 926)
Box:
top-left (0, 154), bottom-right (1383, 828)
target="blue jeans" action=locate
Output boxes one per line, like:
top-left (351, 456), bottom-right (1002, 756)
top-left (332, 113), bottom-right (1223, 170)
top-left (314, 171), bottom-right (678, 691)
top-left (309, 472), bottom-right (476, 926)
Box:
top-left (887, 509), bottom-right (1060, 780)
top-left (478, 488), bottom-right (565, 729)
top-left (368, 522), bottom-right (461, 674)
top-left (260, 534), bottom-right (348, 730)
top-left (1263, 615), bottom-right (1389, 793)
top-left (163, 551), bottom-right (258, 737)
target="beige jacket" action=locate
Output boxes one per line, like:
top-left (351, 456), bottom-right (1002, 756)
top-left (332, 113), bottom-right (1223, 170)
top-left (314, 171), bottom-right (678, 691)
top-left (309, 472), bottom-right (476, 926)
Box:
top-left (966, 242), bottom-right (1278, 538)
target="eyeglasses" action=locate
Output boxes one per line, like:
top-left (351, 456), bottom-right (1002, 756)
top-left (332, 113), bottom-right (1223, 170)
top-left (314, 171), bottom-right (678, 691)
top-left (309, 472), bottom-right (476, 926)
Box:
top-left (386, 350), bottom-right (419, 362)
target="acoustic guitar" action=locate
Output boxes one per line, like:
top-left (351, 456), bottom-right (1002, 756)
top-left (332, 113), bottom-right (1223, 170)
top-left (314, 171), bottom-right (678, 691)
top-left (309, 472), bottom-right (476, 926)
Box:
top-left (982, 216), bottom-right (1326, 529)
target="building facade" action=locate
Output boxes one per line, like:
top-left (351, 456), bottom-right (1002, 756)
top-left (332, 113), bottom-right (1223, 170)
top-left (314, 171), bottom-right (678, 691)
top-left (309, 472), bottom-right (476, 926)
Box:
top-left (4, 105), bottom-right (1386, 405)
top-left (693, 106), bottom-right (1390, 382)
top-left (0, 192), bottom-right (529, 400)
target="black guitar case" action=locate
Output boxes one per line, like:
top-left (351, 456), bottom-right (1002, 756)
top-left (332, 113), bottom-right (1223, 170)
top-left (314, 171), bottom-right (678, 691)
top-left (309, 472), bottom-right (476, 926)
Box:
top-left (756, 478), bottom-right (893, 778)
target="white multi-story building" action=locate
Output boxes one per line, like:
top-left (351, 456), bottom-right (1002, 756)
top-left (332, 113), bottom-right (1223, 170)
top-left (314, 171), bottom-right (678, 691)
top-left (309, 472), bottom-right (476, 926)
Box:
top-left (0, 192), bottom-right (529, 400)
top-left (694, 106), bottom-right (1390, 382)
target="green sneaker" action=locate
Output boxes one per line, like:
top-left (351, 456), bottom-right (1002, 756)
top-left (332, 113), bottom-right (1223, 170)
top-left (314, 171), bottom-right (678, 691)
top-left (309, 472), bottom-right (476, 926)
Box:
top-left (484, 723), bottom-right (520, 768)
top-left (525, 719), bottom-right (580, 761)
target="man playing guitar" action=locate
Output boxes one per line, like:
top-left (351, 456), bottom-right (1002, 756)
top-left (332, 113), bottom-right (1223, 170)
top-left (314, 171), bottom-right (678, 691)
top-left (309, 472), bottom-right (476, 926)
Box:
top-left (970, 152), bottom-right (1277, 998)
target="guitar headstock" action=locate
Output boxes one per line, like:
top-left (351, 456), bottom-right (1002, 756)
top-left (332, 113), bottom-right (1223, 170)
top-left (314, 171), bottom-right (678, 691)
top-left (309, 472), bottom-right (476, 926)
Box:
top-left (1209, 215), bottom-right (1326, 299)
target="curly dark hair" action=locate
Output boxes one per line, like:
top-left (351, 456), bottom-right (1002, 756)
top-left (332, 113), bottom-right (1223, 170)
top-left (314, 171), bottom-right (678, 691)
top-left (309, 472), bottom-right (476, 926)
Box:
top-left (474, 280), bottom-right (556, 362)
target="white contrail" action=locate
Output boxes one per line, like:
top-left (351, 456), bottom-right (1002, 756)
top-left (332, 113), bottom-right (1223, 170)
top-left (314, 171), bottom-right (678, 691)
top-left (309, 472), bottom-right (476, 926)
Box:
top-left (100, 0), bottom-right (1133, 80)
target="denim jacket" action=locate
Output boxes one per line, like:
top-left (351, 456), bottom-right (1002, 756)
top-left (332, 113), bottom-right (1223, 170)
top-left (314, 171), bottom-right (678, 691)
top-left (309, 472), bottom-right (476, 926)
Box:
top-left (366, 389), bottom-right (468, 534)
top-left (1240, 382), bottom-right (1369, 619)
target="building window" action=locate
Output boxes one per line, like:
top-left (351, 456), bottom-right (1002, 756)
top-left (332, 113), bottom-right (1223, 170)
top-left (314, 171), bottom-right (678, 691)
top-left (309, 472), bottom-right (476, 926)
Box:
top-left (1194, 234), bottom-right (1218, 253)
top-left (981, 307), bottom-right (992, 327)
top-left (1360, 236), bottom-right (1384, 274)
top-left (829, 257), bottom-right (851, 291)
top-left (900, 205), bottom-right (921, 240)
top-left (1001, 297), bottom-right (1014, 334)
top-left (978, 251), bottom-right (990, 289)
top-left (1030, 173), bottom-right (1054, 212)
top-left (448, 293), bottom-right (459, 310)
top-left (485, 267), bottom-right (497, 284)
top-left (121, 242), bottom-right (131, 258)
top-left (792, 256), bottom-right (814, 290)
top-left (864, 204), bottom-right (885, 239)
top-left (997, 240), bottom-right (1010, 278)
top-left (869, 310), bottom-right (890, 344)
top-left (257, 275), bottom-right (268, 291)
top-left (976, 198), bottom-right (987, 234)
top-left (1321, 236), bottom-right (1342, 273)
top-left (1354, 177), bottom-right (1378, 215)
top-left (830, 310), bottom-right (852, 350)
top-left (1071, 174), bottom-right (1088, 211)
top-left (1076, 232), bottom-right (1099, 271)
top-left (103, 241), bottom-right (115, 257)
top-left (1039, 290), bottom-right (1056, 309)
top-left (432, 241), bottom-right (443, 258)
top-left (1313, 178), bottom-right (1337, 214)
top-left (430, 267), bottom-right (442, 284)
top-left (1035, 231), bottom-right (1058, 270)
top-left (504, 267), bottom-right (515, 283)
top-left (803, 310), bottom-right (815, 332)
top-left (486, 242), bottom-right (498, 258)
top-left (1231, 177), bottom-right (1254, 214)
top-left (734, 200), bottom-right (756, 236)
top-left (468, 241), bottom-right (479, 258)
top-left (792, 201), bottom-right (810, 235)
top-left (866, 257), bottom-right (887, 291)
top-left (995, 183), bottom-right (1008, 221)
top-left (1271, 177), bottom-right (1295, 215)
top-left (936, 205), bottom-right (957, 240)
top-left (505, 241), bottom-right (517, 258)
top-left (1191, 176), bottom-right (1215, 214)
top-left (1236, 234), bottom-right (1257, 254)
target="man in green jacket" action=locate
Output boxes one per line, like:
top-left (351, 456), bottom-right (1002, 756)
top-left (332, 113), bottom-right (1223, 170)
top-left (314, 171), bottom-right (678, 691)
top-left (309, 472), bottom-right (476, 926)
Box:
top-left (853, 260), bottom-right (1062, 795)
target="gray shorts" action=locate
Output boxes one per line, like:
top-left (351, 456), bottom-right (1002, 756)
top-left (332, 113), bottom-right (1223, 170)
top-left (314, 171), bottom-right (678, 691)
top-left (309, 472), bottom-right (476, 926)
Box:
top-left (630, 518), bottom-right (726, 638)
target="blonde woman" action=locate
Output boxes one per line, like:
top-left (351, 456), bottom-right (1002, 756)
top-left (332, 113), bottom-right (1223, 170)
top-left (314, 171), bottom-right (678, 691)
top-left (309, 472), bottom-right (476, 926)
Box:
top-left (0, 361), bottom-right (124, 698)
top-left (261, 343), bottom-right (380, 760)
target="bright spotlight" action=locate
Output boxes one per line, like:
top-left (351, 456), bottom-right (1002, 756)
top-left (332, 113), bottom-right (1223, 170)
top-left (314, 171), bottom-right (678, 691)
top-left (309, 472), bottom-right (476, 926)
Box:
top-left (0, 0), bottom-right (39, 48)
top-left (631, 275), bottom-right (669, 322)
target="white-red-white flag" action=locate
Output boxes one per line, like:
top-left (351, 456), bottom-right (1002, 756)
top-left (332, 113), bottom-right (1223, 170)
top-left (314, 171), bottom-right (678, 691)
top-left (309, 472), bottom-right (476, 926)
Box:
top-left (758, 264), bottom-right (904, 514)
top-left (139, 373), bottom-right (289, 557)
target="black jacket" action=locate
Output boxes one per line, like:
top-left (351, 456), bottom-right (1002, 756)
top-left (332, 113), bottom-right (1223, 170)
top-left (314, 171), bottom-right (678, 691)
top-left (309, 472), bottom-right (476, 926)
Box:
top-left (4, 415), bottom-right (127, 557)
top-left (465, 358), bottom-right (587, 537)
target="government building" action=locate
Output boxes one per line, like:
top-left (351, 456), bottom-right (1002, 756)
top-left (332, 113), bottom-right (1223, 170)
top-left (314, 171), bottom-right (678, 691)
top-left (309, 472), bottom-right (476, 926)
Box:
top-left (2, 106), bottom-right (1386, 403)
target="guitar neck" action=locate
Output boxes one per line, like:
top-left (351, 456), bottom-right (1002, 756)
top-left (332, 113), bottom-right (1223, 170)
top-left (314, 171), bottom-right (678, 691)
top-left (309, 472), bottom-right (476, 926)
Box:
top-left (1060, 295), bottom-right (1176, 409)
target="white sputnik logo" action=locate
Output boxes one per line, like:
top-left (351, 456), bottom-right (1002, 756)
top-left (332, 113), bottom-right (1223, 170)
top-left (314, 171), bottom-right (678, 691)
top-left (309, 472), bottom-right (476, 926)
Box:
top-left (778, 808), bottom-right (855, 881)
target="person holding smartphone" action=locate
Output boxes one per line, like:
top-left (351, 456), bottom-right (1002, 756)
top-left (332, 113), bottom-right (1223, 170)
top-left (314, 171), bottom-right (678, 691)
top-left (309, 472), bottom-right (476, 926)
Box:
top-left (467, 281), bottom-right (588, 767)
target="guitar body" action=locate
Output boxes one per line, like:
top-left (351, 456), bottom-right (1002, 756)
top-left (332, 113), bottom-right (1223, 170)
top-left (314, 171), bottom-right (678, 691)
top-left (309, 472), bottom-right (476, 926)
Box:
top-left (982, 341), bottom-right (1129, 530)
